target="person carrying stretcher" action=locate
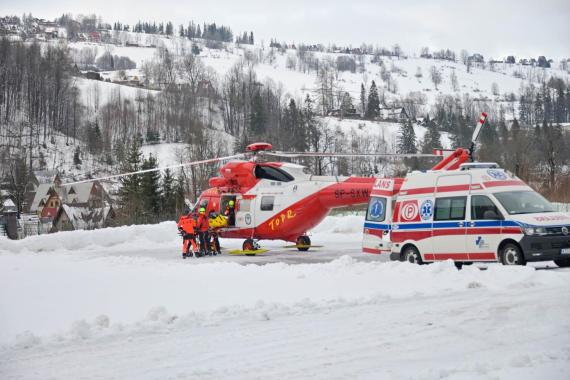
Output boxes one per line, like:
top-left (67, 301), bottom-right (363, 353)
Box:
top-left (177, 210), bottom-right (198, 259)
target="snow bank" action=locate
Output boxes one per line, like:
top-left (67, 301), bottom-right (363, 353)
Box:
top-left (0, 215), bottom-right (364, 254)
top-left (1, 251), bottom-right (567, 348)
top-left (0, 221), bottom-right (179, 253)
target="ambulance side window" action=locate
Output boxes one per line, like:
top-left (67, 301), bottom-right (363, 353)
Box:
top-left (434, 196), bottom-right (466, 221)
top-left (471, 195), bottom-right (503, 220)
top-left (366, 197), bottom-right (387, 222)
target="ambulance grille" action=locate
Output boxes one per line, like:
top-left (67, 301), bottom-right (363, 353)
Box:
top-left (545, 226), bottom-right (570, 236)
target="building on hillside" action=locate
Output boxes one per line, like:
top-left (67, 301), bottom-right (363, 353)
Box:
top-left (468, 54), bottom-right (485, 64)
top-left (326, 108), bottom-right (359, 119)
top-left (52, 204), bottom-right (116, 232)
top-left (378, 107), bottom-right (409, 123)
top-left (89, 31), bottom-right (101, 42)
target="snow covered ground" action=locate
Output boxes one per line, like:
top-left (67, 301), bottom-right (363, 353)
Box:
top-left (1, 215), bottom-right (569, 379)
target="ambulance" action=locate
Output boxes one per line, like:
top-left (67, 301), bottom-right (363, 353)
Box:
top-left (362, 163), bottom-right (570, 268)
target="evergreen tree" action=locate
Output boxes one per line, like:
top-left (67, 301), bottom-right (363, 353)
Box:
top-left (398, 119), bottom-right (417, 154)
top-left (365, 81), bottom-right (380, 119)
top-left (140, 154), bottom-right (161, 221)
top-left (450, 114), bottom-right (472, 149)
top-left (340, 92), bottom-right (354, 118)
top-left (118, 140), bottom-right (144, 224)
top-left (250, 90), bottom-right (266, 136)
top-left (478, 119), bottom-right (501, 164)
top-left (161, 168), bottom-right (176, 220)
top-left (73, 146), bottom-right (82, 166)
top-left (421, 115), bottom-right (441, 153)
top-left (359, 83), bottom-right (366, 117)
top-left (174, 173), bottom-right (187, 216)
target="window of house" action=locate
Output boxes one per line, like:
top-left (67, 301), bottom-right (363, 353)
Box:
top-left (260, 196), bottom-right (275, 211)
top-left (434, 196), bottom-right (466, 221)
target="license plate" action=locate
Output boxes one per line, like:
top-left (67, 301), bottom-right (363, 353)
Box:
top-left (562, 248), bottom-right (570, 254)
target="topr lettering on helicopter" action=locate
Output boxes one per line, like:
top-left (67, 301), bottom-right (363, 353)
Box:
top-left (268, 209), bottom-right (297, 231)
top-left (334, 188), bottom-right (370, 199)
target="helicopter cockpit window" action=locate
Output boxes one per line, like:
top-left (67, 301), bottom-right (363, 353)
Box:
top-left (254, 165), bottom-right (294, 182)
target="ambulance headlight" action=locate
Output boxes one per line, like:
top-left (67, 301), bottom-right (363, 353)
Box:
top-left (523, 227), bottom-right (547, 236)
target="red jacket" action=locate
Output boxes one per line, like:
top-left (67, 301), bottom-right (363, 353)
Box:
top-left (196, 214), bottom-right (209, 232)
top-left (177, 215), bottom-right (196, 234)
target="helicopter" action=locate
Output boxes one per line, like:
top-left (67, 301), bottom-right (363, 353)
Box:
top-left (65, 112), bottom-right (488, 254)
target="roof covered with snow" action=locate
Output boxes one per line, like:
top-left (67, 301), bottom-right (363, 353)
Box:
top-left (58, 204), bottom-right (113, 230)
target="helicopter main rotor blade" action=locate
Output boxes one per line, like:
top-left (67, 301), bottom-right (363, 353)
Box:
top-left (63, 154), bottom-right (245, 186)
top-left (265, 152), bottom-right (439, 159)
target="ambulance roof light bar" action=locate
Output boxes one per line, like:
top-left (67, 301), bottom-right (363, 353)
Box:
top-left (459, 162), bottom-right (499, 170)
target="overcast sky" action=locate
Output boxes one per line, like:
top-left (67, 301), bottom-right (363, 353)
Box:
top-left (3, 0), bottom-right (570, 59)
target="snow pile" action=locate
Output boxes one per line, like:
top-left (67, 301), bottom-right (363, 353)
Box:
top-left (0, 214), bottom-right (364, 254)
top-left (0, 221), bottom-right (179, 253)
top-left (0, 252), bottom-right (567, 348)
top-left (312, 214), bottom-right (364, 234)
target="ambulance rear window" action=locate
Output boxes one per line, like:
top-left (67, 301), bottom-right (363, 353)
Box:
top-left (434, 196), bottom-right (466, 221)
top-left (366, 197), bottom-right (387, 222)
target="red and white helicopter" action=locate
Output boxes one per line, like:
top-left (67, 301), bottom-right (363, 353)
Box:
top-left (67, 113), bottom-right (488, 254)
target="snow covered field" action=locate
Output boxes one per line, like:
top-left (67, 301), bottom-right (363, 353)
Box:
top-left (1, 215), bottom-right (569, 379)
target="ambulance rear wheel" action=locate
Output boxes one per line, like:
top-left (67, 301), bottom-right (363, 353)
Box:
top-left (554, 258), bottom-right (570, 268)
top-left (500, 243), bottom-right (526, 266)
top-left (297, 236), bottom-right (311, 251)
top-left (402, 246), bottom-right (423, 265)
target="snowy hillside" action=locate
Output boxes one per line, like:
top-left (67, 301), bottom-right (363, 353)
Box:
top-left (1, 215), bottom-right (569, 379)
top-left (67, 31), bottom-right (570, 108)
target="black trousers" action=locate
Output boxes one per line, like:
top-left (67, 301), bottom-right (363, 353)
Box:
top-left (197, 231), bottom-right (209, 252)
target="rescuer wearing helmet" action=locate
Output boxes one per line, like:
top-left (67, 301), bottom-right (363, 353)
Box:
top-left (224, 199), bottom-right (236, 226)
top-left (196, 207), bottom-right (210, 255)
top-left (177, 208), bottom-right (198, 259)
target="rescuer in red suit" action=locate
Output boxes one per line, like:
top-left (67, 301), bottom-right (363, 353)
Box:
top-left (196, 207), bottom-right (210, 255)
top-left (177, 210), bottom-right (198, 259)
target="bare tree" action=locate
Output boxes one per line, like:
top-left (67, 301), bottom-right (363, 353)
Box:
top-left (430, 66), bottom-right (442, 90)
top-left (450, 70), bottom-right (459, 91)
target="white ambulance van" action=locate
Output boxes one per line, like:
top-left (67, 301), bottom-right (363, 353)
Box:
top-left (363, 163), bottom-right (570, 267)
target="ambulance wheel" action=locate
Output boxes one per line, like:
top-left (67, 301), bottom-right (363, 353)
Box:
top-left (500, 243), bottom-right (526, 266)
top-left (243, 239), bottom-right (255, 251)
top-left (297, 236), bottom-right (311, 251)
top-left (454, 262), bottom-right (463, 270)
top-left (554, 258), bottom-right (570, 268)
top-left (402, 246), bottom-right (423, 265)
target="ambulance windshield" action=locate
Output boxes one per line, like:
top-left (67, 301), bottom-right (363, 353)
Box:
top-left (494, 191), bottom-right (555, 215)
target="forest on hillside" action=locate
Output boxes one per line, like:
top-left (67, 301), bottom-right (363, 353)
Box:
top-left (1, 13), bottom-right (569, 225)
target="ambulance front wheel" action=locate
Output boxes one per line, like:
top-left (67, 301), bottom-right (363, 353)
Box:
top-left (402, 245), bottom-right (423, 265)
top-left (500, 243), bottom-right (526, 266)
